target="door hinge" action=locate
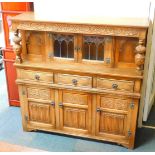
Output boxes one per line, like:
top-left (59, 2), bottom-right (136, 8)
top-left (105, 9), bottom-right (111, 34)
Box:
top-left (24, 115), bottom-right (28, 122)
top-left (96, 108), bottom-right (101, 112)
top-left (51, 101), bottom-right (55, 107)
top-left (59, 102), bottom-right (63, 108)
top-left (128, 130), bottom-right (132, 137)
top-left (105, 58), bottom-right (111, 64)
top-left (48, 52), bottom-right (53, 58)
top-left (130, 102), bottom-right (134, 109)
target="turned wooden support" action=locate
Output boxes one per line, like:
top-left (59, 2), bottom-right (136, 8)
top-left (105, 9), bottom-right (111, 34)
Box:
top-left (13, 29), bottom-right (22, 63)
top-left (135, 39), bottom-right (146, 72)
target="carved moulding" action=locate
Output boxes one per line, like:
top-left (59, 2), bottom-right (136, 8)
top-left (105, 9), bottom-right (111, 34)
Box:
top-left (135, 39), bottom-right (146, 72)
top-left (11, 21), bottom-right (146, 38)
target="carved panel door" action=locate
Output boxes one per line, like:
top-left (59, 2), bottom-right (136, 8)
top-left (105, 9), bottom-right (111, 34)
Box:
top-left (23, 86), bottom-right (56, 130)
top-left (59, 90), bottom-right (92, 135)
top-left (96, 95), bottom-right (132, 140)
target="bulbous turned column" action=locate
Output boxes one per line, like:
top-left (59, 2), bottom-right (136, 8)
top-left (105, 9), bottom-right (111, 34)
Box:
top-left (13, 29), bottom-right (22, 63)
top-left (135, 39), bottom-right (146, 72)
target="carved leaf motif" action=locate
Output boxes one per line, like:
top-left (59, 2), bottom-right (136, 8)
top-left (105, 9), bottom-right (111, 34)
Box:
top-left (63, 92), bottom-right (88, 105)
top-left (100, 97), bottom-right (128, 111)
top-left (12, 21), bottom-right (142, 37)
top-left (27, 87), bottom-right (50, 100)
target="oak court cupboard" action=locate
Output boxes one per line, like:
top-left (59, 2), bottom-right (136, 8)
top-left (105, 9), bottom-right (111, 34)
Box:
top-left (11, 12), bottom-right (148, 149)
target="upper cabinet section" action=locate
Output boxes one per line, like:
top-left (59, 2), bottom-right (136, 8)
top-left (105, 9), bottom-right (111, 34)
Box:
top-left (11, 12), bottom-right (148, 73)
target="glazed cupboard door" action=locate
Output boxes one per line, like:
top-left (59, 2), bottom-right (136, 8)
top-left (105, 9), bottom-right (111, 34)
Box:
top-left (58, 90), bottom-right (92, 135)
top-left (95, 95), bottom-right (132, 141)
top-left (46, 33), bottom-right (79, 62)
top-left (19, 86), bottom-right (56, 131)
top-left (79, 35), bottom-right (114, 66)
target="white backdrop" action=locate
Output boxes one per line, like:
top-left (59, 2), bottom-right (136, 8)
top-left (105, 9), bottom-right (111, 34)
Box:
top-left (34, 0), bottom-right (151, 19)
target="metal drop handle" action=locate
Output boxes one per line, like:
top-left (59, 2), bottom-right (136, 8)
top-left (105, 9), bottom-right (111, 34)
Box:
top-left (112, 83), bottom-right (118, 89)
top-left (72, 79), bottom-right (78, 85)
top-left (35, 74), bottom-right (40, 80)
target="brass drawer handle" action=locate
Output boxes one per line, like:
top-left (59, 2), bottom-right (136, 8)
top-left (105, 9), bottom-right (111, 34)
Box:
top-left (35, 74), bottom-right (40, 80)
top-left (112, 83), bottom-right (118, 89)
top-left (72, 79), bottom-right (78, 85)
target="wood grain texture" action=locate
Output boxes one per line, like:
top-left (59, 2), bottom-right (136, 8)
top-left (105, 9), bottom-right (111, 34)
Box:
top-left (59, 90), bottom-right (91, 135)
top-left (96, 78), bottom-right (134, 92)
top-left (12, 12), bottom-right (148, 149)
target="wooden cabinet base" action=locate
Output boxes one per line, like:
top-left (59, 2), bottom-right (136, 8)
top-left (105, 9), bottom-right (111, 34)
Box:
top-left (25, 124), bottom-right (133, 149)
top-left (18, 84), bottom-right (138, 149)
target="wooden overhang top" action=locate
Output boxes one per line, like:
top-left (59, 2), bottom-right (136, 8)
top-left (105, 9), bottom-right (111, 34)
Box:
top-left (11, 12), bottom-right (149, 38)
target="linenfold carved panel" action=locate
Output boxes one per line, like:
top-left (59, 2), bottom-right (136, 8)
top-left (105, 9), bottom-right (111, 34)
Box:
top-left (64, 107), bottom-right (88, 130)
top-left (28, 102), bottom-right (51, 123)
top-left (99, 112), bottom-right (126, 135)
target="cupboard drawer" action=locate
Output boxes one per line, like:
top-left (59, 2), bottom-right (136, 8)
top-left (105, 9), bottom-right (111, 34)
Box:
top-left (55, 73), bottom-right (92, 88)
top-left (19, 69), bottom-right (53, 83)
top-left (96, 78), bottom-right (134, 92)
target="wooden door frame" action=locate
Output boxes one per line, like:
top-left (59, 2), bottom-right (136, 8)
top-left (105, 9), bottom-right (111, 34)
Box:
top-left (58, 89), bottom-right (92, 134)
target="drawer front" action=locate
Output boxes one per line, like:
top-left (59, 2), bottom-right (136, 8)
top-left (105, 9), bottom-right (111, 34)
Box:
top-left (19, 69), bottom-right (53, 83)
top-left (96, 78), bottom-right (134, 92)
top-left (56, 73), bottom-right (92, 88)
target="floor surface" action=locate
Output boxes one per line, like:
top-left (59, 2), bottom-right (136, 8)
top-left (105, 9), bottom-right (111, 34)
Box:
top-left (143, 104), bottom-right (155, 126)
top-left (0, 68), bottom-right (155, 152)
top-left (0, 141), bottom-right (43, 152)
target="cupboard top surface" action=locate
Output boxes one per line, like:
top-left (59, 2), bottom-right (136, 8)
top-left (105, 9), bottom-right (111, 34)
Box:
top-left (15, 61), bottom-right (143, 79)
top-left (11, 12), bottom-right (149, 28)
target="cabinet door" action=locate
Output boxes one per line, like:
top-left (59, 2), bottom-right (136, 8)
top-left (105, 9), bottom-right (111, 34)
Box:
top-left (96, 95), bottom-right (132, 140)
top-left (22, 86), bottom-right (56, 130)
top-left (59, 90), bottom-right (92, 135)
top-left (46, 33), bottom-right (78, 62)
top-left (80, 35), bottom-right (114, 66)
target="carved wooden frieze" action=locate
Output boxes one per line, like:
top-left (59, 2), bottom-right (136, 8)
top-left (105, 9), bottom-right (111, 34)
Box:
top-left (63, 92), bottom-right (88, 105)
top-left (11, 21), bottom-right (146, 38)
top-left (27, 87), bottom-right (50, 100)
top-left (100, 97), bottom-right (128, 111)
